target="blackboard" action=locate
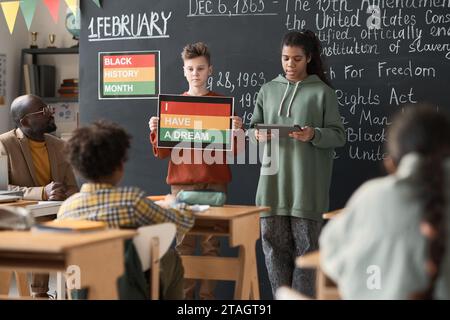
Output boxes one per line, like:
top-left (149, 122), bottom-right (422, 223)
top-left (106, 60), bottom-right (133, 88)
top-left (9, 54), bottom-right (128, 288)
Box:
top-left (79, 0), bottom-right (450, 299)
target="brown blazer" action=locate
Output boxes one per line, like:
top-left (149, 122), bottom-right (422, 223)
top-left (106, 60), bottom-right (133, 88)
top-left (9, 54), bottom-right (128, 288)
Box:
top-left (0, 128), bottom-right (78, 200)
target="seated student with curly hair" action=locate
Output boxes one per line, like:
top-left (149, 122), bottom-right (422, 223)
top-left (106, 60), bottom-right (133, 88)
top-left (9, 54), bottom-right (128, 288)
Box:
top-left (57, 120), bottom-right (194, 299)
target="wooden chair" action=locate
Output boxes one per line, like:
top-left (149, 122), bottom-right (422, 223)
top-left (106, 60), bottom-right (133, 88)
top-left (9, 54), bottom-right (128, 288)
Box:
top-left (322, 209), bottom-right (343, 220)
top-left (132, 223), bottom-right (176, 300)
top-left (0, 206), bottom-right (33, 298)
top-left (0, 271), bottom-right (31, 299)
top-left (296, 251), bottom-right (341, 300)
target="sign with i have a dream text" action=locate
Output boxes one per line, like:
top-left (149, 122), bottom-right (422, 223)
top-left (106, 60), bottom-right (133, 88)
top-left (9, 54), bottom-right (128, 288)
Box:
top-left (157, 95), bottom-right (234, 151)
top-left (99, 51), bottom-right (159, 99)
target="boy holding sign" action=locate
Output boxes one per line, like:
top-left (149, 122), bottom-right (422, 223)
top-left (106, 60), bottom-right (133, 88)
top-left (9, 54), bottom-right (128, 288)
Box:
top-left (148, 42), bottom-right (243, 300)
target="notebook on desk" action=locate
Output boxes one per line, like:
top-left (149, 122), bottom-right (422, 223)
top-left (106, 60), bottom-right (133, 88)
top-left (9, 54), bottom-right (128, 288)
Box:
top-left (26, 201), bottom-right (63, 217)
top-left (0, 195), bottom-right (22, 203)
top-left (32, 219), bottom-right (107, 233)
top-left (0, 190), bottom-right (24, 197)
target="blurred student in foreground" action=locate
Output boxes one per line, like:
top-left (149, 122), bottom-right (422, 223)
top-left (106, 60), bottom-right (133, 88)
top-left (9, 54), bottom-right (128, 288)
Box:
top-left (320, 104), bottom-right (450, 299)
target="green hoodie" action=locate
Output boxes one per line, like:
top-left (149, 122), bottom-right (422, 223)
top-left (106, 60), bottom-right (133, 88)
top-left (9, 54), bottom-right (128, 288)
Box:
top-left (250, 74), bottom-right (345, 221)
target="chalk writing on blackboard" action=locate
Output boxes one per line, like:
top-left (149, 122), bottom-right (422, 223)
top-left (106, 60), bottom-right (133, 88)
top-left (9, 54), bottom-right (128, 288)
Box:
top-left (188, 0), bottom-right (279, 17)
top-left (88, 11), bottom-right (172, 42)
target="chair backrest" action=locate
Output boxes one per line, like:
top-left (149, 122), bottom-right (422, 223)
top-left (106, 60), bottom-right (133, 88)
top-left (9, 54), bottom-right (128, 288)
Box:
top-left (132, 223), bottom-right (176, 271)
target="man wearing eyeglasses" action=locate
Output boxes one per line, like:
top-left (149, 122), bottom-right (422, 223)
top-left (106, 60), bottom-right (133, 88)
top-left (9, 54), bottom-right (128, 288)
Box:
top-left (0, 94), bottom-right (78, 298)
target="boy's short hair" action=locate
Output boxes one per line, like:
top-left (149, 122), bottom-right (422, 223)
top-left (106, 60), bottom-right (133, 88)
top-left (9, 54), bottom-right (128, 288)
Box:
top-left (65, 120), bottom-right (131, 181)
top-left (181, 42), bottom-right (211, 65)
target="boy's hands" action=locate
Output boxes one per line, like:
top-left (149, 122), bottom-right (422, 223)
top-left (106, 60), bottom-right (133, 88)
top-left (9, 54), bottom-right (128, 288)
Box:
top-left (149, 116), bottom-right (159, 132)
top-left (231, 116), bottom-right (243, 130)
top-left (157, 194), bottom-right (177, 209)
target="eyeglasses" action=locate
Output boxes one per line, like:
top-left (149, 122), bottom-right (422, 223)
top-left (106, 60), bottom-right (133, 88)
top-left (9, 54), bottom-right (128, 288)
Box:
top-left (21, 105), bottom-right (53, 120)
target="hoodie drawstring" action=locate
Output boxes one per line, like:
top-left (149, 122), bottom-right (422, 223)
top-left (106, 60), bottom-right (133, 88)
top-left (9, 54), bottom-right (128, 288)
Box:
top-left (279, 81), bottom-right (301, 117)
top-left (278, 82), bottom-right (290, 116)
top-left (287, 81), bottom-right (300, 117)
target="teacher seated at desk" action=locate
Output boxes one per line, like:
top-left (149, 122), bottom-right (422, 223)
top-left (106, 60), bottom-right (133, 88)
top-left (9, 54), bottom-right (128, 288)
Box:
top-left (57, 120), bottom-right (194, 299)
top-left (0, 94), bottom-right (79, 299)
top-left (0, 94), bottom-right (78, 200)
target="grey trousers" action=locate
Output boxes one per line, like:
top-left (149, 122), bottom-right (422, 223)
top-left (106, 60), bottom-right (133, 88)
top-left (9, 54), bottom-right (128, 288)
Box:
top-left (261, 215), bottom-right (322, 299)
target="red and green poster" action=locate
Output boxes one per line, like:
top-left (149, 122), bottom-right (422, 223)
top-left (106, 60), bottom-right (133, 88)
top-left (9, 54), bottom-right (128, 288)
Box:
top-left (157, 95), bottom-right (234, 151)
top-left (99, 51), bottom-right (159, 99)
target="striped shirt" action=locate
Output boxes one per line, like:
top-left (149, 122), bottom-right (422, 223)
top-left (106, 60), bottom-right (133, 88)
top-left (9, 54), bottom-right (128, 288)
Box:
top-left (57, 183), bottom-right (194, 234)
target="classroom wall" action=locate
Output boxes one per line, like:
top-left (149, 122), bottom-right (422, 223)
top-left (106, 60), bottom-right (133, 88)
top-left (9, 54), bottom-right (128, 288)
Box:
top-left (0, 1), bottom-right (78, 134)
top-left (0, 8), bottom-right (27, 133)
top-left (29, 1), bottom-right (78, 91)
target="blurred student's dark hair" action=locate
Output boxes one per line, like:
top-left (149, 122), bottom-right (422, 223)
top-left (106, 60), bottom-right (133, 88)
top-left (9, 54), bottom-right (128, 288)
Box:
top-left (388, 104), bottom-right (450, 300)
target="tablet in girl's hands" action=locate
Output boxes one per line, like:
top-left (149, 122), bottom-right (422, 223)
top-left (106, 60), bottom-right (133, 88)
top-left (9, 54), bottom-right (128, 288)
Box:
top-left (255, 124), bottom-right (303, 137)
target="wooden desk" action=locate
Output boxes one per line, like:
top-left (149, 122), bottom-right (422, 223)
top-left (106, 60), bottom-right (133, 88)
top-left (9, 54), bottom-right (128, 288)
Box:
top-left (0, 200), bottom-right (62, 296)
top-left (147, 195), bottom-right (166, 202)
top-left (0, 229), bottom-right (136, 299)
top-left (0, 200), bottom-right (38, 207)
top-left (322, 209), bottom-right (343, 220)
top-left (181, 205), bottom-right (270, 300)
top-left (296, 251), bottom-right (340, 300)
top-left (296, 251), bottom-right (320, 268)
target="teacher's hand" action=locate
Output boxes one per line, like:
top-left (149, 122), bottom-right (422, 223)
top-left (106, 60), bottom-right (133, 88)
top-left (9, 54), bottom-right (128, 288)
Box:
top-left (289, 126), bottom-right (315, 142)
top-left (44, 182), bottom-right (67, 201)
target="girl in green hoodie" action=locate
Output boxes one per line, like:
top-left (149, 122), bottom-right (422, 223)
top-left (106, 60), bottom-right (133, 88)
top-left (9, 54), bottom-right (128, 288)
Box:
top-left (250, 30), bottom-right (345, 298)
